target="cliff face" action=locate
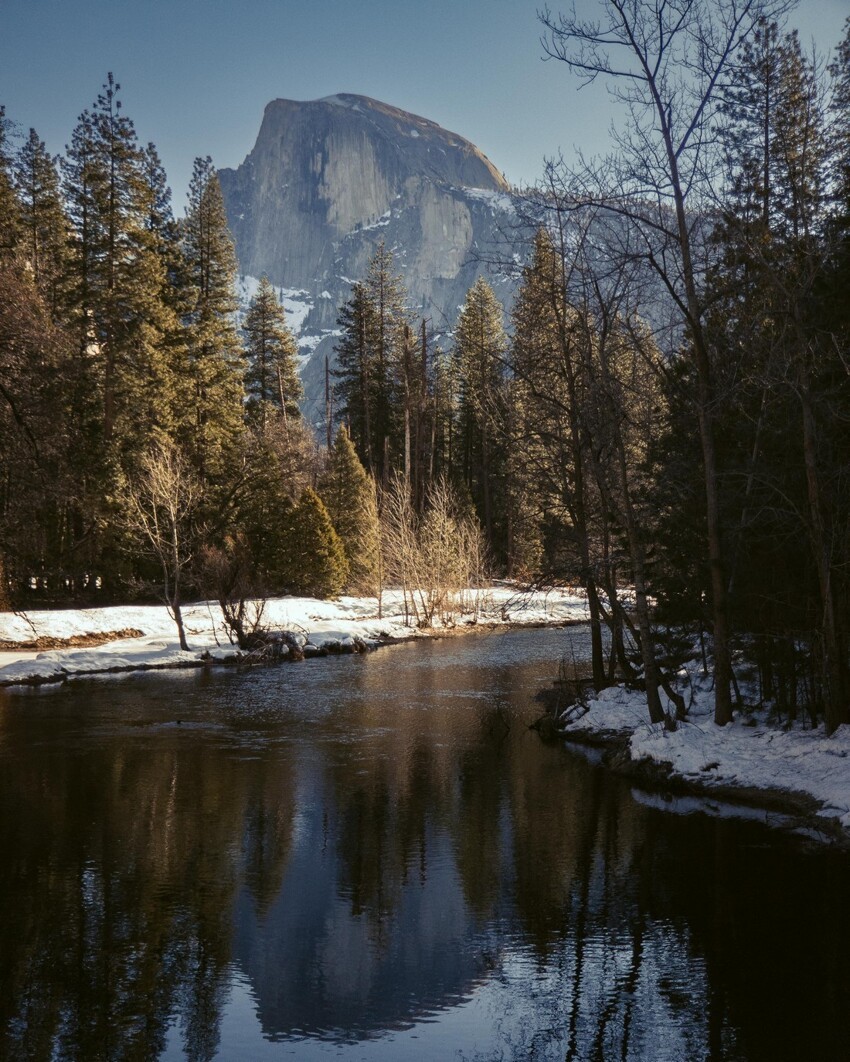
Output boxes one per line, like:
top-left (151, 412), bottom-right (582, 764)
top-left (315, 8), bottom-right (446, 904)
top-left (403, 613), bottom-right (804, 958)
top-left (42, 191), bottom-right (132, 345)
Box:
top-left (218, 95), bottom-right (519, 418)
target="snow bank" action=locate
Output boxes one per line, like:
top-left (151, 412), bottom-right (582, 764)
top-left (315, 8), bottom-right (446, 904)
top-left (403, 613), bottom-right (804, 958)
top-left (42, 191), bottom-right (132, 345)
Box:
top-left (560, 668), bottom-right (850, 834)
top-left (630, 719), bottom-right (850, 830)
top-left (0, 584), bottom-right (589, 687)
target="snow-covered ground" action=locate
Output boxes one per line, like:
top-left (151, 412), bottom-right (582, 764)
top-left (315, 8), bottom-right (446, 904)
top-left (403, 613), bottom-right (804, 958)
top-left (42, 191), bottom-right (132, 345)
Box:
top-left (561, 669), bottom-right (850, 836)
top-left (0, 584), bottom-right (589, 687)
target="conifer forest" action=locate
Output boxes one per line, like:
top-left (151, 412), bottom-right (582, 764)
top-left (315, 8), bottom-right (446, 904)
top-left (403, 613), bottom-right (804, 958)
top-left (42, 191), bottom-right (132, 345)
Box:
top-left (2, 7), bottom-right (850, 741)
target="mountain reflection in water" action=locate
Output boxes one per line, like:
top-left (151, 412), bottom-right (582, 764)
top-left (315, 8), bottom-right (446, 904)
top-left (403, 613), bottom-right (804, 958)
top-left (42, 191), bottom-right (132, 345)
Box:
top-left (0, 628), bottom-right (848, 1061)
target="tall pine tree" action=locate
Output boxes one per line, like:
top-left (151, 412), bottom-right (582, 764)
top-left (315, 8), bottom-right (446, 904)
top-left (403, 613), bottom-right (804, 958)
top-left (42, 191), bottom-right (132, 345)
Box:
top-left (454, 277), bottom-right (508, 558)
top-left (0, 106), bottom-right (21, 258)
top-left (14, 128), bottom-right (68, 315)
top-left (333, 242), bottom-right (410, 485)
top-left (180, 155), bottom-right (244, 483)
top-left (242, 275), bottom-right (302, 431)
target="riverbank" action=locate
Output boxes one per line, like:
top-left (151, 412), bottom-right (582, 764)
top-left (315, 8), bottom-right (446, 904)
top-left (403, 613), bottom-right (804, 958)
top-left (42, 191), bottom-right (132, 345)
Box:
top-left (0, 584), bottom-right (589, 687)
top-left (548, 671), bottom-right (850, 845)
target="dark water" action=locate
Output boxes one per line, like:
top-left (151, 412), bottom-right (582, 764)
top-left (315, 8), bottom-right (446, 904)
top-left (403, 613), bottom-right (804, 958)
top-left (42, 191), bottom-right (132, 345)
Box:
top-left (1, 628), bottom-right (849, 1062)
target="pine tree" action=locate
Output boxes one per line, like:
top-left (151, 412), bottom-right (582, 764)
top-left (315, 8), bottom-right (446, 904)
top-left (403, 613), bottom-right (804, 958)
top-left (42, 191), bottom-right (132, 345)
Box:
top-left (398, 317), bottom-right (437, 511)
top-left (0, 106), bottom-right (21, 258)
top-left (58, 76), bottom-right (185, 590)
top-left (831, 18), bottom-right (850, 221)
top-left (334, 280), bottom-right (378, 472)
top-left (199, 433), bottom-right (295, 611)
top-left (180, 155), bottom-right (244, 482)
top-left (721, 18), bottom-right (784, 232)
top-left (63, 74), bottom-right (175, 450)
top-left (281, 487), bottom-right (348, 599)
top-left (516, 230), bottom-right (598, 662)
top-left (319, 425), bottom-right (381, 594)
top-left (333, 242), bottom-right (410, 485)
top-left (366, 241), bottom-right (410, 483)
top-left (243, 275), bottom-right (302, 431)
top-left (826, 19), bottom-right (850, 327)
top-left (0, 118), bottom-right (78, 597)
top-left (454, 276), bottom-right (508, 558)
top-left (714, 29), bottom-right (849, 731)
top-left (14, 128), bottom-right (68, 316)
top-left (772, 32), bottom-right (826, 242)
top-left (0, 261), bottom-right (73, 597)
top-left (137, 141), bottom-right (188, 442)
top-left (509, 229), bottom-right (568, 577)
top-left (430, 342), bottom-right (458, 486)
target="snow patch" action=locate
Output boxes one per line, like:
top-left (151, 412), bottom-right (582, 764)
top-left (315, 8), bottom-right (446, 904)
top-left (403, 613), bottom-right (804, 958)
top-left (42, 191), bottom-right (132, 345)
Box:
top-left (562, 661), bottom-right (850, 835)
top-left (0, 585), bottom-right (590, 688)
top-left (355, 210), bottom-right (392, 233)
top-left (460, 186), bottom-right (517, 216)
top-left (236, 276), bottom-right (313, 336)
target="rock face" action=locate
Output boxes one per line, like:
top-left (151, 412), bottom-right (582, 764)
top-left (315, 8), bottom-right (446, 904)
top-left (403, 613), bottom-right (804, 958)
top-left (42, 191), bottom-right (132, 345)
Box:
top-left (218, 94), bottom-right (519, 419)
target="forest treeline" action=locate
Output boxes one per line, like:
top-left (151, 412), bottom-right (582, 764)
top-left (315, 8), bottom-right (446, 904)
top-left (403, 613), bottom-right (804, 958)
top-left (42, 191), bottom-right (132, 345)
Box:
top-left (0, 74), bottom-right (488, 648)
top-left (1, 7), bottom-right (850, 730)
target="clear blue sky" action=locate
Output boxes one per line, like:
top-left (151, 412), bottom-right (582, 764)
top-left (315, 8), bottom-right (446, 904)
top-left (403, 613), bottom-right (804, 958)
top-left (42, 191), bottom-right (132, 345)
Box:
top-left (2, 0), bottom-right (847, 207)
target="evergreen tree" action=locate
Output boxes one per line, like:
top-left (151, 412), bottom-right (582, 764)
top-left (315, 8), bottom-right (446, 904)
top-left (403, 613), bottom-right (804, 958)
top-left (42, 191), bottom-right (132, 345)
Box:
top-left (721, 18), bottom-right (785, 232)
top-left (772, 32), bottom-right (826, 241)
top-left (0, 261), bottom-right (73, 597)
top-left (510, 226), bottom-right (606, 686)
top-left (454, 277), bottom-right (508, 559)
top-left (430, 342), bottom-right (458, 487)
top-left (334, 280), bottom-right (378, 472)
top-left (831, 18), bottom-right (850, 221)
top-left (14, 128), bottom-right (68, 316)
top-left (137, 141), bottom-right (188, 442)
top-left (63, 74), bottom-right (176, 452)
top-left (365, 241), bottom-right (409, 483)
top-left (826, 19), bottom-right (850, 329)
top-left (281, 487), bottom-right (348, 599)
top-left (0, 106), bottom-right (21, 258)
top-left (713, 28), bottom-right (849, 731)
top-left (333, 242), bottom-right (410, 485)
top-left (319, 425), bottom-right (381, 594)
top-left (242, 275), bottom-right (302, 430)
top-left (398, 317), bottom-right (437, 512)
top-left (196, 433), bottom-right (295, 631)
top-left (58, 76), bottom-right (184, 589)
top-left (180, 155), bottom-right (244, 482)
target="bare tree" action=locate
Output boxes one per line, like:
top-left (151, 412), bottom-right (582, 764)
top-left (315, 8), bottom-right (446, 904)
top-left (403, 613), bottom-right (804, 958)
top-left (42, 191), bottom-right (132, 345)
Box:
top-left (380, 475), bottom-right (489, 628)
top-left (539, 0), bottom-right (793, 725)
top-left (121, 439), bottom-right (200, 651)
top-left (196, 534), bottom-right (267, 650)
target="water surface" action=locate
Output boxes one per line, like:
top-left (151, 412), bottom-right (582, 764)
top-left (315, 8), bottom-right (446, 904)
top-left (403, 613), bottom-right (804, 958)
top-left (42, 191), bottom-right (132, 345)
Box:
top-left (1, 627), bottom-right (848, 1061)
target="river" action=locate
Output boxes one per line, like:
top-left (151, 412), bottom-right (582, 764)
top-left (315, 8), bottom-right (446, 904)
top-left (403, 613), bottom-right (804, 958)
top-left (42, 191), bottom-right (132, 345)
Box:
top-left (0, 626), bottom-right (848, 1061)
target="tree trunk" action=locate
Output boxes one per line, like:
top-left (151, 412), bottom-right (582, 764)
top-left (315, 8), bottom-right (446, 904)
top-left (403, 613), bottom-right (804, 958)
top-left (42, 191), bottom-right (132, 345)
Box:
top-left (663, 127), bottom-right (733, 725)
top-left (173, 597), bottom-right (188, 652)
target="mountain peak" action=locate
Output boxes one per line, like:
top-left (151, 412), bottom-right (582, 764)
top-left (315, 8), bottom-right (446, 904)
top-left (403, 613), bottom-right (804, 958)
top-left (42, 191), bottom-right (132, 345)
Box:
top-left (253, 94), bottom-right (509, 195)
top-left (219, 95), bottom-right (520, 419)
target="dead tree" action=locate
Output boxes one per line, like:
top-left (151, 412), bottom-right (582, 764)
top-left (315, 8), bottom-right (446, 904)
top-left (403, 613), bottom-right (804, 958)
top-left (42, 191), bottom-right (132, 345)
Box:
top-left (122, 439), bottom-right (200, 651)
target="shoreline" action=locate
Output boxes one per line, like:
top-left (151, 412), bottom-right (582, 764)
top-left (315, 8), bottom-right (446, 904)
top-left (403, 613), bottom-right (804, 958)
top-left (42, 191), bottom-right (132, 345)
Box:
top-left (0, 587), bottom-right (591, 689)
top-left (541, 677), bottom-right (850, 848)
top-left (0, 616), bottom-right (592, 689)
top-left (561, 726), bottom-right (850, 849)
top-left (5, 594), bottom-right (847, 851)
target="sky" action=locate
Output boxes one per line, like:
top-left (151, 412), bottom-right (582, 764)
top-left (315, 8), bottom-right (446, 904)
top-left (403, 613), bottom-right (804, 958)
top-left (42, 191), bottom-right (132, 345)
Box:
top-left (1, 0), bottom-right (848, 207)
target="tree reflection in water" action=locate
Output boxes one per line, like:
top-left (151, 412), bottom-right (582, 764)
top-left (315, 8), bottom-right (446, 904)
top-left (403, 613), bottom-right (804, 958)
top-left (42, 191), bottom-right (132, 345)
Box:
top-left (0, 630), bottom-right (848, 1061)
